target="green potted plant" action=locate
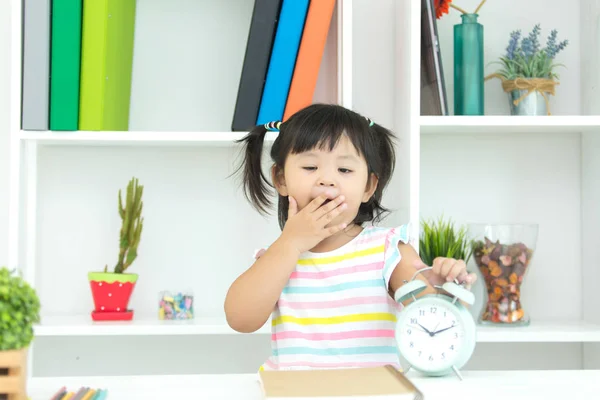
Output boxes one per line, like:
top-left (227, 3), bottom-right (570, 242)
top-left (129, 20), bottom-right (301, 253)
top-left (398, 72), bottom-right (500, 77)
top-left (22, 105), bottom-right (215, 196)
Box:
top-left (486, 24), bottom-right (569, 115)
top-left (89, 177), bottom-right (144, 321)
top-left (419, 216), bottom-right (473, 268)
top-left (0, 266), bottom-right (40, 399)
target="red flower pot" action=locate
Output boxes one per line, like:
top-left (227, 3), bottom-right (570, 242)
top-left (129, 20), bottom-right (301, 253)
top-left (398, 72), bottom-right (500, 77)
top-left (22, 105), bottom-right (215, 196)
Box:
top-left (88, 272), bottom-right (138, 321)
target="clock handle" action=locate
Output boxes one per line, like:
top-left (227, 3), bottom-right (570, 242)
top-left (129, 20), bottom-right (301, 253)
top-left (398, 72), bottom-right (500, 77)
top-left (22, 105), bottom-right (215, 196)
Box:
top-left (410, 266), bottom-right (475, 305)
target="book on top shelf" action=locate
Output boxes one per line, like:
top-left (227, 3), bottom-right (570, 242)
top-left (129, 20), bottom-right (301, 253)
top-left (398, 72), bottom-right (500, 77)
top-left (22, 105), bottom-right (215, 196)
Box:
top-left (231, 0), bottom-right (283, 132)
top-left (255, 0), bottom-right (310, 125)
top-left (283, 0), bottom-right (336, 121)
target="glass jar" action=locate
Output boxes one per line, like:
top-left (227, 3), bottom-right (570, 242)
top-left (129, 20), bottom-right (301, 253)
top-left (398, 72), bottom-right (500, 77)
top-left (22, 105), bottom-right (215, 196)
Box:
top-left (469, 224), bottom-right (538, 326)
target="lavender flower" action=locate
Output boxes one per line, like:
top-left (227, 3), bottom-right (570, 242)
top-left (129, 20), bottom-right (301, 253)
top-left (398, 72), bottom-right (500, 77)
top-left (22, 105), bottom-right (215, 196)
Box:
top-left (521, 37), bottom-right (535, 59)
top-left (505, 30), bottom-right (521, 60)
top-left (545, 29), bottom-right (557, 56)
top-left (527, 24), bottom-right (541, 53)
top-left (496, 25), bottom-right (568, 80)
top-left (547, 39), bottom-right (569, 58)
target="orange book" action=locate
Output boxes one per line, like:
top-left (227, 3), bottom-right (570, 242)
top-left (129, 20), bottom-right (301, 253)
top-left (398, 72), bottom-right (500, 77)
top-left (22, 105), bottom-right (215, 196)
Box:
top-left (283, 0), bottom-right (336, 121)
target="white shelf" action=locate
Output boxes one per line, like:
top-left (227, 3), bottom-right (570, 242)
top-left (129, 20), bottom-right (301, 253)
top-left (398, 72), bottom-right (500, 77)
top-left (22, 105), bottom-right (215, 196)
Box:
top-left (33, 316), bottom-right (600, 342)
top-left (18, 130), bottom-right (279, 146)
top-left (27, 370), bottom-right (600, 400)
top-left (420, 115), bottom-right (600, 134)
top-left (33, 315), bottom-right (271, 336)
top-left (475, 320), bottom-right (600, 343)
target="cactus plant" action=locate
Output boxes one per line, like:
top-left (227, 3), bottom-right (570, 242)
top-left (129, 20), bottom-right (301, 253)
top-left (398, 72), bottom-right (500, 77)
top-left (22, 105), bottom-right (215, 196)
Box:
top-left (106, 177), bottom-right (144, 274)
top-left (89, 177), bottom-right (144, 321)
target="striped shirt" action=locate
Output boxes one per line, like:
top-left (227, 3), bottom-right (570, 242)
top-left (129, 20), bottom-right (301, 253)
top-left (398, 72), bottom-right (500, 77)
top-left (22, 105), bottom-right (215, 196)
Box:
top-left (259, 224), bottom-right (411, 371)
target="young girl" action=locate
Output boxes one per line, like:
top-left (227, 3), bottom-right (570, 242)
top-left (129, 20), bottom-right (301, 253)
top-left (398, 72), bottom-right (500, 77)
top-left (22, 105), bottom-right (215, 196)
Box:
top-left (225, 104), bottom-right (476, 371)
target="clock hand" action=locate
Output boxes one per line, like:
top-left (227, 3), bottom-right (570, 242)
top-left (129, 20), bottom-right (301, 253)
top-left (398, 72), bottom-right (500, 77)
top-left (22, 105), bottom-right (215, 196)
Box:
top-left (417, 323), bottom-right (434, 337)
top-left (431, 325), bottom-right (455, 336)
top-left (409, 324), bottom-right (430, 334)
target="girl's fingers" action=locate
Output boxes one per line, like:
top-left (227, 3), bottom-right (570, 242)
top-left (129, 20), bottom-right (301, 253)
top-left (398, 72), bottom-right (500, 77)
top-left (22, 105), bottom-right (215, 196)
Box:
top-left (440, 258), bottom-right (456, 278)
top-left (323, 222), bottom-right (348, 237)
top-left (314, 195), bottom-right (345, 219)
top-left (288, 196), bottom-right (298, 217)
top-left (447, 262), bottom-right (465, 282)
top-left (431, 257), bottom-right (444, 276)
top-left (317, 201), bottom-right (347, 223)
top-left (304, 194), bottom-right (329, 213)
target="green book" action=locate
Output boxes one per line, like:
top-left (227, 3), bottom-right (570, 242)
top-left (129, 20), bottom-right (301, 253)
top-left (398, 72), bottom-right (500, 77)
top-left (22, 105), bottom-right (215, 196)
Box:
top-left (78, 0), bottom-right (136, 131)
top-left (50, 0), bottom-right (83, 131)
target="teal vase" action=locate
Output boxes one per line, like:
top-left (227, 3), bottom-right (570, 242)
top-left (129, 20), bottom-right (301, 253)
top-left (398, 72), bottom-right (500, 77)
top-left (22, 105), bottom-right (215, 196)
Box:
top-left (454, 14), bottom-right (484, 115)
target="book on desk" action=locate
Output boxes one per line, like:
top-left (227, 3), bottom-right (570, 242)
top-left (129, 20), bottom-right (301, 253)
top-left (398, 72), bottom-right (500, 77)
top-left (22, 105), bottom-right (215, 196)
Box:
top-left (258, 365), bottom-right (423, 399)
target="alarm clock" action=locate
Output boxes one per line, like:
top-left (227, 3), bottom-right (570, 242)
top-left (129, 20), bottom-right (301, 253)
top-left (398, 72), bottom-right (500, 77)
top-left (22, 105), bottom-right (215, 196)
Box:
top-left (394, 266), bottom-right (477, 380)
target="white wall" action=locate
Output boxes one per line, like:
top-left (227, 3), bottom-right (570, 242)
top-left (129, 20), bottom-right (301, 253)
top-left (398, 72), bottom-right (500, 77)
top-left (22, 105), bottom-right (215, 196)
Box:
top-left (0, 0), bottom-right (11, 265)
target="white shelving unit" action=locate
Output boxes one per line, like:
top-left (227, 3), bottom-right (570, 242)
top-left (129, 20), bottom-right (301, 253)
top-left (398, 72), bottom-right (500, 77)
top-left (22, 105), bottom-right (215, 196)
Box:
top-left (6, 0), bottom-right (600, 377)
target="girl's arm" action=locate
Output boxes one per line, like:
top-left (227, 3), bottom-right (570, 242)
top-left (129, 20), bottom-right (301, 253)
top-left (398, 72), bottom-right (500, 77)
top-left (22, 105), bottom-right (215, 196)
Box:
top-left (224, 237), bottom-right (300, 333)
top-left (224, 194), bottom-right (348, 333)
top-left (389, 243), bottom-right (476, 306)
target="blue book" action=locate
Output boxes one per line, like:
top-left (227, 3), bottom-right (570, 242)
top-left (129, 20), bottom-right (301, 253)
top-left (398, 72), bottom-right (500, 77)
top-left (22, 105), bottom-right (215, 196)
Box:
top-left (256, 0), bottom-right (309, 125)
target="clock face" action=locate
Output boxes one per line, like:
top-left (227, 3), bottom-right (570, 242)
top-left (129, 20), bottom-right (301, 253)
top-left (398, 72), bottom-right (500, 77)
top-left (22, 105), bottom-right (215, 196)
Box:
top-left (396, 299), bottom-right (468, 373)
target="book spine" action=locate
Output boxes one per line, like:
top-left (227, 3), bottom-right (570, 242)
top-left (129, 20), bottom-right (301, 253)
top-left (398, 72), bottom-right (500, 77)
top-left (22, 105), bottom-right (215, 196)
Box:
top-left (231, 0), bottom-right (283, 132)
top-left (78, 0), bottom-right (108, 130)
top-left (256, 0), bottom-right (310, 125)
top-left (21, 0), bottom-right (51, 131)
top-left (103, 0), bottom-right (136, 131)
top-left (50, 0), bottom-right (83, 131)
top-left (78, 0), bottom-right (136, 131)
top-left (283, 0), bottom-right (336, 121)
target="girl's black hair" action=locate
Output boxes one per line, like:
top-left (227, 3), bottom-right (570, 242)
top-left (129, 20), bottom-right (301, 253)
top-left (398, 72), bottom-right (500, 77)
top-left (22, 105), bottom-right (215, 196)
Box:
top-left (234, 103), bottom-right (396, 230)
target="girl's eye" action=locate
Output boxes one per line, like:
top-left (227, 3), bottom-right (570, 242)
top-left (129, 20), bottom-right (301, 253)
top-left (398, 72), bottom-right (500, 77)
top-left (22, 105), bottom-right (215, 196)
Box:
top-left (302, 166), bottom-right (317, 171)
top-left (339, 168), bottom-right (353, 174)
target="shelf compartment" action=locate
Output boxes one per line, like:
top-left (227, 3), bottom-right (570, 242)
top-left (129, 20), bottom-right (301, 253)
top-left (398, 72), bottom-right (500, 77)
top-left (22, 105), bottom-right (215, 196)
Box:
top-left (19, 130), bottom-right (278, 146)
top-left (475, 320), bottom-right (600, 343)
top-left (33, 315), bottom-right (272, 336)
top-left (420, 116), bottom-right (600, 134)
top-left (33, 316), bottom-right (600, 342)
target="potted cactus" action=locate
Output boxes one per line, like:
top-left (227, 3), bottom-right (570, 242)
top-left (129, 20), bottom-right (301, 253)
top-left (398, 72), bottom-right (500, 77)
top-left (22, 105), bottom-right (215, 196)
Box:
top-left (0, 266), bottom-right (40, 399)
top-left (89, 177), bottom-right (144, 321)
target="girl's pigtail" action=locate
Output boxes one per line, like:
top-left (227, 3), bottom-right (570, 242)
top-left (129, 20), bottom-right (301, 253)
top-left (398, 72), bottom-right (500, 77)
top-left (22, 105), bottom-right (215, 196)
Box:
top-left (234, 125), bottom-right (272, 214)
top-left (366, 121), bottom-right (397, 224)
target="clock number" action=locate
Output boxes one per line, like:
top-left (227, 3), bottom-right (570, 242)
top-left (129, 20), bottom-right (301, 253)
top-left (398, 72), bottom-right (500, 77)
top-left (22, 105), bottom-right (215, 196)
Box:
top-left (410, 342), bottom-right (414, 348)
top-left (407, 328), bottom-right (412, 335)
top-left (429, 355), bottom-right (433, 361)
top-left (444, 311), bottom-right (447, 317)
top-left (410, 318), bottom-right (417, 324)
top-left (419, 310), bottom-right (425, 316)
top-left (454, 332), bottom-right (459, 338)
top-left (430, 307), bottom-right (437, 313)
top-left (418, 351), bottom-right (422, 356)
top-left (452, 320), bottom-right (456, 326)
top-left (441, 353), bottom-right (445, 359)
top-left (450, 345), bottom-right (455, 350)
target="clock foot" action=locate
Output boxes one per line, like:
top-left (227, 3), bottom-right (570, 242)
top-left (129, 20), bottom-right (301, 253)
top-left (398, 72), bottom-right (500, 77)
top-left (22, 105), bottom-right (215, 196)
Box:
top-left (404, 365), bottom-right (412, 374)
top-left (451, 365), bottom-right (463, 381)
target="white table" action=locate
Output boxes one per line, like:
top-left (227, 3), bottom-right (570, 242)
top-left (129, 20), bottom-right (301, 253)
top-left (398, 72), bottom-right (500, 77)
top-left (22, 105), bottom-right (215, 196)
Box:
top-left (27, 370), bottom-right (599, 399)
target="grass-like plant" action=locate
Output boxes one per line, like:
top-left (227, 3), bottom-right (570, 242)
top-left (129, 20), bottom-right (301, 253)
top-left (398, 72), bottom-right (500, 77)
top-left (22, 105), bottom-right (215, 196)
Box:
top-left (419, 216), bottom-right (473, 266)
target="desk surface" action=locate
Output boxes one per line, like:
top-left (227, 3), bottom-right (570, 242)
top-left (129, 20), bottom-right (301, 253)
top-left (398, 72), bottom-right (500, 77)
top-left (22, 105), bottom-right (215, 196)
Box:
top-left (28, 370), bottom-right (599, 400)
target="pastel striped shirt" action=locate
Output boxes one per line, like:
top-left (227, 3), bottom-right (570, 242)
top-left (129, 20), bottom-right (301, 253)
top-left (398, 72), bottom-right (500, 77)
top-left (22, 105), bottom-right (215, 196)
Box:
top-left (259, 224), bottom-right (411, 371)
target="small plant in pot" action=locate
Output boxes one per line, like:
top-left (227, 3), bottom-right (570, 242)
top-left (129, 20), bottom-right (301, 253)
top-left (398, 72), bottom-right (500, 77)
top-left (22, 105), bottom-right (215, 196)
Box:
top-left (0, 266), bottom-right (40, 399)
top-left (89, 177), bottom-right (144, 321)
top-left (419, 216), bottom-right (473, 280)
